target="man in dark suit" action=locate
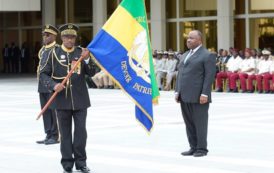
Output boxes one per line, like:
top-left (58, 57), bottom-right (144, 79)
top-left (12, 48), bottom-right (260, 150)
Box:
top-left (175, 30), bottom-right (216, 157)
top-left (20, 42), bottom-right (30, 73)
top-left (40, 23), bottom-right (92, 173)
top-left (36, 24), bottom-right (60, 145)
top-left (10, 42), bottom-right (20, 73)
top-left (2, 43), bottom-right (10, 73)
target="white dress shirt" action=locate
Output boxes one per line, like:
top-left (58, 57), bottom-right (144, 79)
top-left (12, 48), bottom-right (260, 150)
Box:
top-left (240, 57), bottom-right (256, 75)
top-left (226, 56), bottom-right (243, 72)
top-left (165, 58), bottom-right (178, 73)
top-left (270, 61), bottom-right (274, 73)
top-left (257, 60), bottom-right (272, 74)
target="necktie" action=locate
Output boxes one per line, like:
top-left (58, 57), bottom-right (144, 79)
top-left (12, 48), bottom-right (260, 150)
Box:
top-left (184, 50), bottom-right (193, 63)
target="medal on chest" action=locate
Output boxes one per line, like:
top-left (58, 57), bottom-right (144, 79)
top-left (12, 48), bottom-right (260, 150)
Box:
top-left (71, 58), bottom-right (81, 74)
top-left (60, 54), bottom-right (67, 63)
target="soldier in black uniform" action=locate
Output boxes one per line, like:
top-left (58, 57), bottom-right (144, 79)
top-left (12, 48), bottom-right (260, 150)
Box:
top-left (37, 24), bottom-right (59, 145)
top-left (40, 23), bottom-right (92, 173)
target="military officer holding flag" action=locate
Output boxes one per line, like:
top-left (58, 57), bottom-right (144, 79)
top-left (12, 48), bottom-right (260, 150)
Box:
top-left (40, 23), bottom-right (92, 173)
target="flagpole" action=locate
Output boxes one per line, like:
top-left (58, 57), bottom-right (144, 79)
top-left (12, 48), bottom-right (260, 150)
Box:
top-left (36, 50), bottom-right (89, 120)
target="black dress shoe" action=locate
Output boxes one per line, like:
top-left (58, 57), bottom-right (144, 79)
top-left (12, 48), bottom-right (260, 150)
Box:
top-left (44, 138), bottom-right (59, 145)
top-left (36, 138), bottom-right (48, 144)
top-left (108, 85), bottom-right (114, 89)
top-left (181, 149), bottom-right (195, 156)
top-left (77, 166), bottom-right (90, 173)
top-left (193, 150), bottom-right (207, 157)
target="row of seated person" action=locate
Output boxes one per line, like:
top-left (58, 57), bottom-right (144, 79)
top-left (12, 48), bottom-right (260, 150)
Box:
top-left (91, 70), bottom-right (115, 89)
top-left (215, 48), bottom-right (274, 93)
top-left (88, 48), bottom-right (274, 93)
top-left (153, 50), bottom-right (181, 91)
top-left (89, 69), bottom-right (273, 93)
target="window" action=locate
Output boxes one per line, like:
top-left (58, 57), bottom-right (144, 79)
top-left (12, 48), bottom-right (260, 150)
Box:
top-left (179, 0), bottom-right (217, 18)
top-left (250, 18), bottom-right (274, 49)
top-left (21, 12), bottom-right (42, 26)
top-left (21, 29), bottom-right (42, 72)
top-left (179, 20), bottom-right (217, 51)
top-left (68, 0), bottom-right (93, 23)
top-left (249, 0), bottom-right (274, 14)
top-left (235, 0), bottom-right (245, 14)
top-left (234, 19), bottom-right (246, 50)
top-left (5, 12), bottom-right (18, 27)
top-left (56, 0), bottom-right (66, 24)
top-left (166, 22), bottom-right (177, 50)
top-left (166, 0), bottom-right (177, 18)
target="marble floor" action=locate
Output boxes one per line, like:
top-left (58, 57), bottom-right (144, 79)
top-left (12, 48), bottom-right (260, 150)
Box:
top-left (0, 75), bottom-right (274, 173)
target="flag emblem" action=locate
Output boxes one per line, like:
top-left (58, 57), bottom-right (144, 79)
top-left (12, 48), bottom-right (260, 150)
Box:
top-left (87, 0), bottom-right (159, 132)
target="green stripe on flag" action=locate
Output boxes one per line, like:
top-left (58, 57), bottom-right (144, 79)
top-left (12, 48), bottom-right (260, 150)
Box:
top-left (121, 0), bottom-right (159, 103)
top-left (120, 0), bottom-right (147, 30)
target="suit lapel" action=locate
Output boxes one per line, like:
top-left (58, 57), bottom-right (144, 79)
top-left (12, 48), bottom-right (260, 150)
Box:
top-left (179, 51), bottom-right (190, 67)
top-left (184, 47), bottom-right (203, 66)
top-left (184, 53), bottom-right (197, 66)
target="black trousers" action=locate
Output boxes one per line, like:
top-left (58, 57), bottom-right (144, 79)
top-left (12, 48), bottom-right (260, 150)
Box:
top-left (56, 109), bottom-right (87, 170)
top-left (180, 101), bottom-right (209, 152)
top-left (39, 93), bottom-right (58, 139)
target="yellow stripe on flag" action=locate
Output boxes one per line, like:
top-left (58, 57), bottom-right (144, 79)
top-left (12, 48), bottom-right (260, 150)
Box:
top-left (102, 6), bottom-right (144, 51)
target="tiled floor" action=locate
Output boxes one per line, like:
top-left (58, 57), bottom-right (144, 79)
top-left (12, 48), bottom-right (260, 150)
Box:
top-left (0, 75), bottom-right (273, 173)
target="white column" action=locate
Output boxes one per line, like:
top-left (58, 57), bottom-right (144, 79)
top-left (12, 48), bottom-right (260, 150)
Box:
top-left (93, 0), bottom-right (107, 36)
top-left (18, 13), bottom-right (22, 48)
top-left (245, 0), bottom-right (250, 48)
top-left (217, 0), bottom-right (234, 50)
top-left (150, 0), bottom-right (166, 51)
top-left (42, 0), bottom-right (56, 25)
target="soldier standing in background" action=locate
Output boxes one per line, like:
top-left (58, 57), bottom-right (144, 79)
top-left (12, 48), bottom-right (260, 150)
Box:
top-left (2, 43), bottom-right (10, 73)
top-left (10, 42), bottom-right (20, 73)
top-left (20, 42), bottom-right (30, 73)
top-left (36, 24), bottom-right (59, 145)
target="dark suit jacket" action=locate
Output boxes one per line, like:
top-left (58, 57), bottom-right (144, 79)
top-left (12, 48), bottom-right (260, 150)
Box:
top-left (175, 46), bottom-right (216, 103)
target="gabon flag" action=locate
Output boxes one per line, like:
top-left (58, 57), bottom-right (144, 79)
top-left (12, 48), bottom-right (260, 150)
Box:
top-left (87, 0), bottom-right (159, 132)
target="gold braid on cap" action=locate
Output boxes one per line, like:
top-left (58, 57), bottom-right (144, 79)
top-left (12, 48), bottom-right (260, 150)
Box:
top-left (44, 29), bottom-right (58, 35)
top-left (61, 29), bottom-right (77, 36)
